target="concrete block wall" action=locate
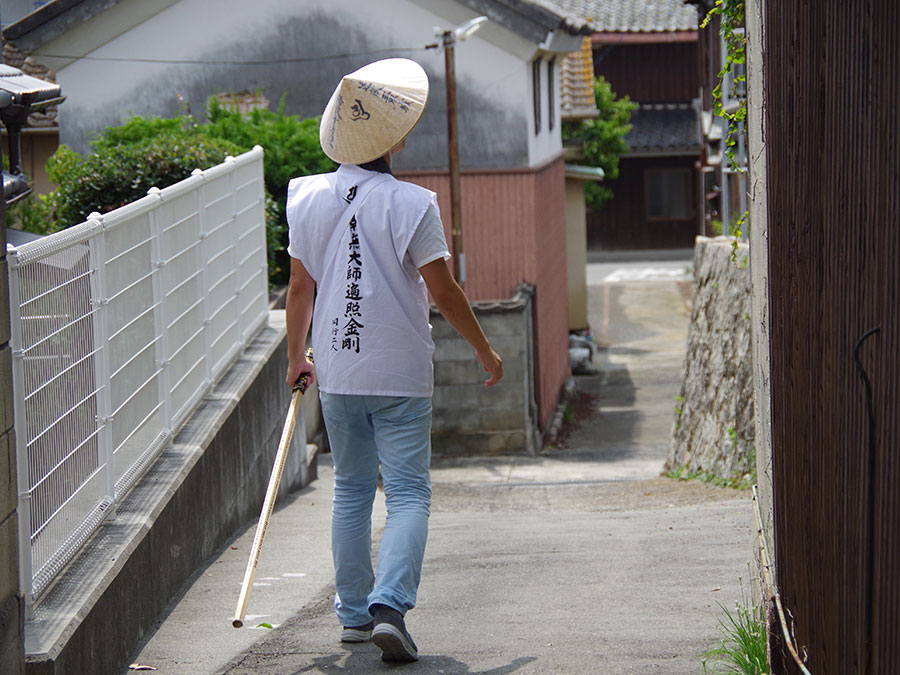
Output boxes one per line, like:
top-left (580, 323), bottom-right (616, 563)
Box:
top-left (1, 216), bottom-right (26, 673)
top-left (431, 286), bottom-right (539, 455)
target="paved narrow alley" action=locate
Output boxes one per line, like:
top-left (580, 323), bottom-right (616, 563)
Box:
top-left (130, 258), bottom-right (753, 675)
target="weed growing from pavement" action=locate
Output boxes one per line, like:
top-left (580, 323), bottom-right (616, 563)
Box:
top-left (701, 584), bottom-right (769, 675)
top-left (673, 395), bottom-right (685, 429)
top-left (665, 465), bottom-right (753, 491)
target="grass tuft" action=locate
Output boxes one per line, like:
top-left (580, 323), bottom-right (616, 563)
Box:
top-left (665, 466), bottom-right (753, 491)
top-left (702, 591), bottom-right (769, 675)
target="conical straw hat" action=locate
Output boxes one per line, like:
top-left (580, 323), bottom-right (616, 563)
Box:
top-left (319, 58), bottom-right (429, 165)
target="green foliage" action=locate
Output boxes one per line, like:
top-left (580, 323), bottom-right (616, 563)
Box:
top-left (47, 130), bottom-right (241, 228)
top-left (673, 395), bottom-right (684, 430)
top-left (11, 95), bottom-right (335, 285)
top-left (702, 593), bottom-right (769, 675)
top-left (201, 96), bottom-right (336, 282)
top-left (562, 76), bottom-right (637, 210)
top-left (665, 465), bottom-right (754, 491)
top-left (702, 0), bottom-right (747, 174)
top-left (89, 115), bottom-right (195, 152)
top-left (6, 192), bottom-right (61, 235)
top-left (702, 0), bottom-right (750, 263)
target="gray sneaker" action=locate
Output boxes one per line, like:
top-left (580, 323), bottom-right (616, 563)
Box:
top-left (341, 621), bottom-right (374, 643)
top-left (370, 604), bottom-right (418, 662)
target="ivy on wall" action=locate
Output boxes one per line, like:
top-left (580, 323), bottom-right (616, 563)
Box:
top-left (703, 0), bottom-right (749, 261)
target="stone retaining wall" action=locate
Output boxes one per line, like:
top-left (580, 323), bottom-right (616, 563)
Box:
top-left (666, 237), bottom-right (755, 481)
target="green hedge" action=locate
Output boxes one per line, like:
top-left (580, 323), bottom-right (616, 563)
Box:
top-left (47, 132), bottom-right (242, 227)
top-left (10, 97), bottom-right (336, 285)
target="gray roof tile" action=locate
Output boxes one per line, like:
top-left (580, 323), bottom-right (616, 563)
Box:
top-left (546, 0), bottom-right (698, 33)
top-left (625, 103), bottom-right (700, 154)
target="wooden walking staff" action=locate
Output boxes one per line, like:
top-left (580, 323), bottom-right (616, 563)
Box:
top-left (232, 348), bottom-right (313, 628)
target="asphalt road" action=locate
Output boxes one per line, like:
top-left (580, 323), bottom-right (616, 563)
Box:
top-left (130, 259), bottom-right (754, 675)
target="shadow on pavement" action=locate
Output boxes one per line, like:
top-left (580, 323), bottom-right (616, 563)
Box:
top-left (284, 648), bottom-right (537, 674)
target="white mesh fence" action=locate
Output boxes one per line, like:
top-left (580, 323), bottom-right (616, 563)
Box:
top-left (7, 147), bottom-right (269, 607)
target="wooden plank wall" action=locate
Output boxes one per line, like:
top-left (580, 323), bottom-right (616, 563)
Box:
top-left (593, 42), bottom-right (700, 102)
top-left (586, 156), bottom-right (701, 250)
top-left (763, 1), bottom-right (900, 671)
top-left (401, 158), bottom-right (570, 430)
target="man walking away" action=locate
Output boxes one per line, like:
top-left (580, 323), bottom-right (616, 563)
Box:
top-left (284, 58), bottom-right (503, 663)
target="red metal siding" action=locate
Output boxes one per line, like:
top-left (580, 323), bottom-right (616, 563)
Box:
top-left (529, 160), bottom-right (571, 430)
top-left (401, 158), bottom-right (570, 429)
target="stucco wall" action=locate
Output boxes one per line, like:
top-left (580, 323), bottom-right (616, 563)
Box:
top-left (40, 0), bottom-right (564, 170)
top-left (746, 0), bottom-right (774, 581)
top-left (565, 178), bottom-right (588, 331)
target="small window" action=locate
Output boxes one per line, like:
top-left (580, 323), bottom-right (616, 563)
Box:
top-left (547, 58), bottom-right (555, 131)
top-left (646, 169), bottom-right (693, 220)
top-left (532, 58), bottom-right (542, 135)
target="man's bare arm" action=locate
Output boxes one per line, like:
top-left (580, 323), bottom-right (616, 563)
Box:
top-left (285, 256), bottom-right (316, 386)
top-left (419, 257), bottom-right (502, 386)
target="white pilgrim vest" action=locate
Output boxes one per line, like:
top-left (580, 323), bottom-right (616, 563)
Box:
top-left (286, 164), bottom-right (440, 397)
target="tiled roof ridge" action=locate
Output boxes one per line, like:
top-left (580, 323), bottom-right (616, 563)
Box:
top-left (544, 0), bottom-right (698, 33)
top-left (560, 36), bottom-right (599, 121)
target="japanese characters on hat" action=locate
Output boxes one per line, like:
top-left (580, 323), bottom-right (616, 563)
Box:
top-left (319, 58), bottom-right (429, 165)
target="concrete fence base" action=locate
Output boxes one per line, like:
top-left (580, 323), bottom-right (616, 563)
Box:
top-left (23, 311), bottom-right (316, 675)
top-left (431, 285), bottom-right (540, 456)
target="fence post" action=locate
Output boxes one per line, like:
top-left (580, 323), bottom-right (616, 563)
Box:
top-left (224, 156), bottom-right (242, 351)
top-left (7, 248), bottom-right (34, 620)
top-left (147, 188), bottom-right (173, 436)
top-left (87, 213), bottom-right (116, 511)
top-left (193, 168), bottom-right (214, 390)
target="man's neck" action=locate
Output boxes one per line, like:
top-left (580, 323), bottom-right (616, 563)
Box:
top-left (357, 156), bottom-right (392, 174)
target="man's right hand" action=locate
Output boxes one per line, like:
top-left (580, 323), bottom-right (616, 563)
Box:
top-left (286, 356), bottom-right (316, 389)
top-left (476, 346), bottom-right (503, 387)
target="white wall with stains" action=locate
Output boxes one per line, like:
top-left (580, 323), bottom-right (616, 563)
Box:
top-left (37, 0), bottom-right (567, 171)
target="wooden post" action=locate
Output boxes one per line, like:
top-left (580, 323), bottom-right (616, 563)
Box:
top-left (443, 30), bottom-right (465, 288)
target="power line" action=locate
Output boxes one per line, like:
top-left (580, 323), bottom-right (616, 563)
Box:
top-left (32, 46), bottom-right (431, 67)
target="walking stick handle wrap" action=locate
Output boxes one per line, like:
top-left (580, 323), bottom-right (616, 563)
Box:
top-left (292, 348), bottom-right (315, 393)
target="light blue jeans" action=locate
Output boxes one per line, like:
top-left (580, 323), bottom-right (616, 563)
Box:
top-left (319, 392), bottom-right (432, 627)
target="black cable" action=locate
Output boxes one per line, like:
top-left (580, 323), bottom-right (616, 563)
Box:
top-left (854, 325), bottom-right (879, 675)
top-left (32, 46), bottom-right (430, 67)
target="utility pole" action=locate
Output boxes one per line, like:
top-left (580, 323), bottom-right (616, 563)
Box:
top-left (430, 16), bottom-right (487, 289)
top-left (442, 29), bottom-right (464, 288)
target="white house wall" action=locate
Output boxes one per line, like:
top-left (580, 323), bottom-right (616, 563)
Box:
top-left (526, 54), bottom-right (564, 167)
top-left (39, 0), bottom-right (568, 170)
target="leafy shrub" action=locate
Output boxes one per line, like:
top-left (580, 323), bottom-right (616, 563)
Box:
top-left (47, 131), bottom-right (242, 227)
top-left (200, 97), bottom-right (335, 282)
top-left (562, 76), bottom-right (637, 210)
top-left (12, 95), bottom-right (335, 285)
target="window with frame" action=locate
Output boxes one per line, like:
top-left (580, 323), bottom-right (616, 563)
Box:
top-left (645, 169), bottom-right (693, 220)
top-left (547, 58), bottom-right (555, 131)
top-left (532, 58), bottom-right (542, 135)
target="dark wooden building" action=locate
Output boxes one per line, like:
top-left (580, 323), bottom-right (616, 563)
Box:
top-left (554, 0), bottom-right (703, 252)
